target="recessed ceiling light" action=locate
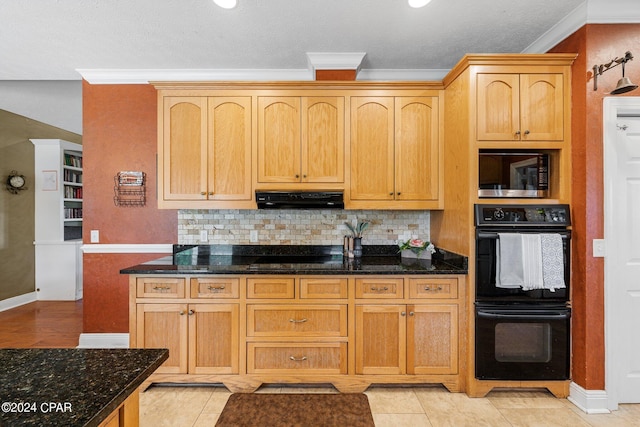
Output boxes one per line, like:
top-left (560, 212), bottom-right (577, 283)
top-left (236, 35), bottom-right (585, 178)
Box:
top-left (408, 0), bottom-right (432, 8)
top-left (213, 0), bottom-right (237, 9)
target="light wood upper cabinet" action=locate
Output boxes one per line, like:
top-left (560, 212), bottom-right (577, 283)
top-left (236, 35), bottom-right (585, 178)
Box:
top-left (477, 73), bottom-right (564, 141)
top-left (350, 97), bottom-right (395, 201)
top-left (258, 96), bottom-right (344, 184)
top-left (349, 96), bottom-right (440, 208)
top-left (159, 96), bottom-right (252, 207)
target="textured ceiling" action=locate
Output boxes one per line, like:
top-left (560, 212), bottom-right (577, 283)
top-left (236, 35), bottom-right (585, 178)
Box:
top-left (1, 0), bottom-right (585, 80)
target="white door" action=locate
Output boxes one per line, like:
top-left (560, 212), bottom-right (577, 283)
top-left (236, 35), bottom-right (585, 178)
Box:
top-left (604, 98), bottom-right (640, 406)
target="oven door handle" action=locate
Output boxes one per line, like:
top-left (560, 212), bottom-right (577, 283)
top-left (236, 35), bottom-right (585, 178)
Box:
top-left (477, 309), bottom-right (571, 320)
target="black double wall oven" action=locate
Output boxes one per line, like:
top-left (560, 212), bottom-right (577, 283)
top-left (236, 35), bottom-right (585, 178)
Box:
top-left (474, 204), bottom-right (571, 381)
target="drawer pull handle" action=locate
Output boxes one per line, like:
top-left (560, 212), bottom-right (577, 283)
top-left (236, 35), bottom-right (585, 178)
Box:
top-left (152, 286), bottom-right (171, 291)
top-left (424, 286), bottom-right (443, 291)
top-left (289, 356), bottom-right (308, 362)
top-left (289, 318), bottom-right (308, 323)
top-left (370, 286), bottom-right (389, 292)
top-left (207, 285), bottom-right (226, 291)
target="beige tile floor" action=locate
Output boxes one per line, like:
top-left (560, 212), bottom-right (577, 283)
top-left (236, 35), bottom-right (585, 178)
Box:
top-left (139, 384), bottom-right (640, 427)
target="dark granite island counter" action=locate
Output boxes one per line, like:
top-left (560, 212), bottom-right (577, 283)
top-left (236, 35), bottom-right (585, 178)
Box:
top-left (0, 348), bottom-right (168, 427)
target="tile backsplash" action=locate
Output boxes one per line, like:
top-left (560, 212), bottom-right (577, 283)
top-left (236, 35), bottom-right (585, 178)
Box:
top-left (178, 209), bottom-right (430, 246)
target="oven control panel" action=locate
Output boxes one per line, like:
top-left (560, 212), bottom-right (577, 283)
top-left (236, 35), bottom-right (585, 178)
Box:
top-left (475, 204), bottom-right (570, 226)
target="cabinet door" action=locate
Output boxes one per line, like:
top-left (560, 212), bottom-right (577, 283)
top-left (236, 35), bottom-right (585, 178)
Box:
top-left (350, 97), bottom-right (395, 200)
top-left (302, 97), bottom-right (344, 183)
top-left (208, 97), bottom-right (252, 200)
top-left (258, 97), bottom-right (301, 182)
top-left (476, 74), bottom-right (520, 141)
top-left (519, 73), bottom-right (564, 141)
top-left (395, 97), bottom-right (439, 201)
top-left (407, 304), bottom-right (458, 375)
top-left (162, 97), bottom-right (208, 199)
top-left (136, 303), bottom-right (188, 374)
top-left (355, 305), bottom-right (406, 374)
top-left (189, 304), bottom-right (239, 374)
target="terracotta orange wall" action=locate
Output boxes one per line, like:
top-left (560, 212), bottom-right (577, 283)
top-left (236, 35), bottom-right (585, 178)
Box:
top-left (82, 82), bottom-right (177, 332)
top-left (550, 24), bottom-right (640, 390)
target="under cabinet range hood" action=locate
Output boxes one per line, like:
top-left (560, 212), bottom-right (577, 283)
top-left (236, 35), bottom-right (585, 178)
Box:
top-left (255, 191), bottom-right (344, 209)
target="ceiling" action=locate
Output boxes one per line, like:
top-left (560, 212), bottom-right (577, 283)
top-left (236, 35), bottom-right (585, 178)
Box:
top-left (1, 0), bottom-right (586, 81)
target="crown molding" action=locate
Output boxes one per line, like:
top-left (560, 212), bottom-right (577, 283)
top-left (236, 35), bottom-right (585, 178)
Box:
top-left (306, 52), bottom-right (367, 72)
top-left (78, 67), bottom-right (450, 84)
top-left (358, 68), bottom-right (449, 81)
top-left (523, 2), bottom-right (587, 53)
top-left (77, 68), bottom-right (314, 84)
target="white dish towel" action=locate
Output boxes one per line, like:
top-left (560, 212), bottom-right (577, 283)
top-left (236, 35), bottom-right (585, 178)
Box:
top-left (521, 234), bottom-right (544, 291)
top-left (496, 233), bottom-right (524, 288)
top-left (540, 233), bottom-right (566, 291)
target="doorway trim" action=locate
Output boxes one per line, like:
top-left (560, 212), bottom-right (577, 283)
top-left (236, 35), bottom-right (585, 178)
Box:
top-left (602, 96), bottom-right (640, 410)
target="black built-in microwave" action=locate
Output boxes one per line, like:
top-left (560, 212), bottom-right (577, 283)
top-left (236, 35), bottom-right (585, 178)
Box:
top-left (478, 151), bottom-right (549, 198)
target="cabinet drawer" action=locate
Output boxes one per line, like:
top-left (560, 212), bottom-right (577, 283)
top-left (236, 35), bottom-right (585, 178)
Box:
top-left (247, 342), bottom-right (347, 374)
top-left (136, 278), bottom-right (185, 298)
top-left (190, 277), bottom-right (239, 299)
top-left (409, 278), bottom-right (458, 299)
top-left (299, 278), bottom-right (347, 299)
top-left (247, 304), bottom-right (347, 337)
top-left (355, 278), bottom-right (403, 298)
top-left (247, 278), bottom-right (295, 299)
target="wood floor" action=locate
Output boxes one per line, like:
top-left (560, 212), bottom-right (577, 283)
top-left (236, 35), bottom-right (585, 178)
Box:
top-left (0, 300), bottom-right (83, 348)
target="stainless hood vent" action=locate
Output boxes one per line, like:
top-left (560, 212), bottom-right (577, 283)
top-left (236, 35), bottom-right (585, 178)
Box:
top-left (256, 191), bottom-right (344, 209)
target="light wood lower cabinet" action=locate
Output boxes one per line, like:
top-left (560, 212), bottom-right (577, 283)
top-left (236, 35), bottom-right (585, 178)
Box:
top-left (129, 274), bottom-right (465, 393)
top-left (136, 303), bottom-right (239, 375)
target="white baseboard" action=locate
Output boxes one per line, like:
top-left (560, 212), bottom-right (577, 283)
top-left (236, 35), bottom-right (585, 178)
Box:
top-left (0, 292), bottom-right (37, 312)
top-left (77, 333), bottom-right (130, 348)
top-left (568, 382), bottom-right (611, 414)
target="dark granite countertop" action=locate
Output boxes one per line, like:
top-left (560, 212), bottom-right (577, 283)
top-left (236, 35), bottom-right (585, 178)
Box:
top-left (0, 348), bottom-right (168, 427)
top-left (120, 245), bottom-right (467, 275)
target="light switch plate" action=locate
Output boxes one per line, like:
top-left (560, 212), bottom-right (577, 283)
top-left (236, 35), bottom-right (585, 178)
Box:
top-left (593, 239), bottom-right (606, 257)
top-left (200, 230), bottom-right (208, 242)
top-left (250, 230), bottom-right (258, 243)
top-left (90, 230), bottom-right (99, 243)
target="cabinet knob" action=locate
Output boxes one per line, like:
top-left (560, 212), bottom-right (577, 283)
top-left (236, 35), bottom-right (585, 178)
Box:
top-left (208, 192), bottom-right (214, 195)
top-left (524, 130), bottom-right (530, 135)
top-left (188, 309), bottom-right (194, 315)
top-left (397, 192), bottom-right (401, 196)
top-left (295, 174), bottom-right (300, 178)
top-left (401, 311), bottom-right (406, 316)
top-left (389, 192), bottom-right (394, 196)
top-left (179, 310), bottom-right (185, 315)
top-left (409, 311), bottom-right (415, 316)
top-left (200, 192), bottom-right (207, 196)
top-left (515, 130), bottom-right (521, 135)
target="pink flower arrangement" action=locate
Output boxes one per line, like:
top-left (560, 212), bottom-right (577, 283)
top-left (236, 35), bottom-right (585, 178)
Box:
top-left (398, 238), bottom-right (436, 256)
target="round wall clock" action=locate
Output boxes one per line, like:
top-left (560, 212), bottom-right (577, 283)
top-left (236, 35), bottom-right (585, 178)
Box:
top-left (6, 170), bottom-right (26, 194)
